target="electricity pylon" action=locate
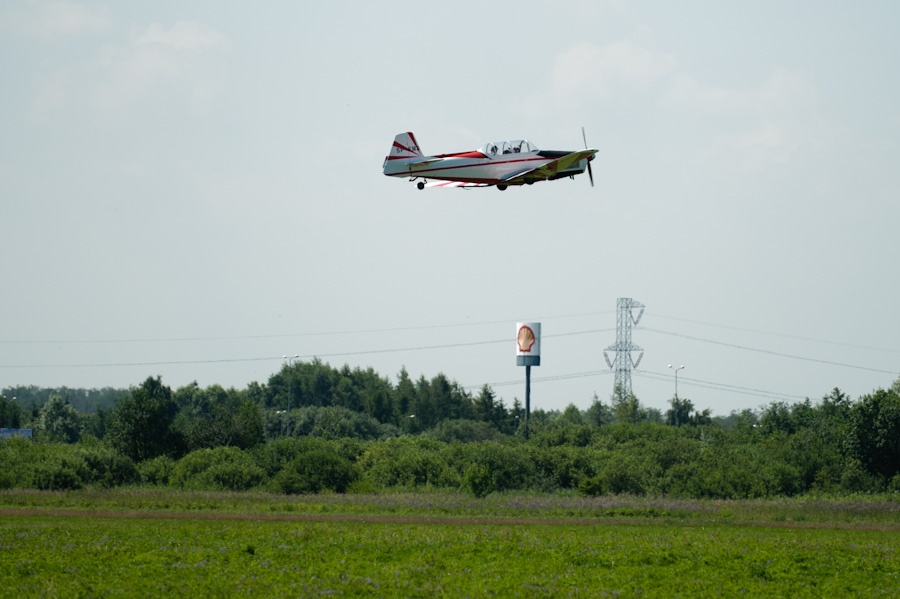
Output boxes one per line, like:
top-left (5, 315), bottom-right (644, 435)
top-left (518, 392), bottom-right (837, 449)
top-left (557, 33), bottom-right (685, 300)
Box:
top-left (603, 298), bottom-right (645, 397)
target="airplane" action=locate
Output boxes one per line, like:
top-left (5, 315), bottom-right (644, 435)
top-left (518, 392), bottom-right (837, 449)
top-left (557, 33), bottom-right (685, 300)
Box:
top-left (383, 130), bottom-right (598, 190)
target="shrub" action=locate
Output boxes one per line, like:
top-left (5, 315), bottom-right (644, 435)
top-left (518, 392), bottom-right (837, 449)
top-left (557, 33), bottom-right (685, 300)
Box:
top-left (601, 454), bottom-right (649, 496)
top-left (171, 447), bottom-right (266, 491)
top-left (839, 458), bottom-right (883, 493)
top-left (530, 424), bottom-right (594, 448)
top-left (273, 450), bottom-right (358, 494)
top-left (197, 461), bottom-right (266, 491)
top-left (429, 419), bottom-right (501, 443)
top-left (251, 437), bottom-right (352, 477)
top-left (530, 445), bottom-right (597, 491)
top-left (577, 474), bottom-right (605, 497)
top-left (357, 437), bottom-right (456, 489)
top-left (462, 463), bottom-right (493, 498)
top-left (77, 443), bottom-right (140, 488)
top-left (446, 441), bottom-right (537, 494)
top-left (32, 451), bottom-right (88, 490)
top-left (138, 455), bottom-right (176, 486)
top-left (0, 437), bottom-right (36, 489)
top-left (662, 446), bottom-right (778, 499)
top-left (266, 406), bottom-right (390, 441)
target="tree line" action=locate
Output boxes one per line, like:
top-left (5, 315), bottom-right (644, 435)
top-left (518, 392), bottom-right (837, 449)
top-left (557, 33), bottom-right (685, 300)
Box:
top-left (2, 360), bottom-right (900, 498)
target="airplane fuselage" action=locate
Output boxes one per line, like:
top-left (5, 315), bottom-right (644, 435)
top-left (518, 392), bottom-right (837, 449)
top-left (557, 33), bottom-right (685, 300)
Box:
top-left (385, 151), bottom-right (586, 185)
top-left (383, 133), bottom-right (596, 190)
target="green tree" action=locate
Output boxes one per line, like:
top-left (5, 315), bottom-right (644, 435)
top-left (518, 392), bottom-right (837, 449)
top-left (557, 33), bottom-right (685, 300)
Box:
top-left (394, 368), bottom-right (416, 422)
top-left (846, 385), bottom-right (900, 481)
top-left (0, 395), bottom-right (23, 428)
top-left (35, 395), bottom-right (83, 443)
top-left (173, 384), bottom-right (264, 450)
top-left (666, 396), bottom-right (711, 427)
top-left (666, 397), bottom-right (693, 427)
top-left (611, 386), bottom-right (647, 423)
top-left (759, 401), bottom-right (796, 435)
top-left (504, 398), bottom-right (525, 435)
top-left (429, 419), bottom-right (501, 443)
top-left (475, 385), bottom-right (498, 426)
top-left (106, 377), bottom-right (183, 461)
top-left (559, 403), bottom-right (586, 426)
top-left (585, 393), bottom-right (612, 427)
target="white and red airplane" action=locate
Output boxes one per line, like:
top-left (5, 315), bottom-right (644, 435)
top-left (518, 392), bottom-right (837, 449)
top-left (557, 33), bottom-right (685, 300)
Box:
top-left (383, 131), bottom-right (598, 190)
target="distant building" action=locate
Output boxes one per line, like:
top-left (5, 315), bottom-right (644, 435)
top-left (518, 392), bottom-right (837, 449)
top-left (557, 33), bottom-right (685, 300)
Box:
top-left (0, 428), bottom-right (33, 440)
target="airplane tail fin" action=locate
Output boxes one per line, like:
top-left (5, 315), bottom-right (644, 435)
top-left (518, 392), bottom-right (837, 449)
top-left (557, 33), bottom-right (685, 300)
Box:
top-left (386, 132), bottom-right (422, 160)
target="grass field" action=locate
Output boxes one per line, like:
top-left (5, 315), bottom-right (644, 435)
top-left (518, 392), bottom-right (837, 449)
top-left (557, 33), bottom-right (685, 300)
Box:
top-left (1, 490), bottom-right (899, 597)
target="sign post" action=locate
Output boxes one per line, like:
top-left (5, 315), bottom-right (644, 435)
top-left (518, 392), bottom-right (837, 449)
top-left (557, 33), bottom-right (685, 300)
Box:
top-left (516, 322), bottom-right (541, 436)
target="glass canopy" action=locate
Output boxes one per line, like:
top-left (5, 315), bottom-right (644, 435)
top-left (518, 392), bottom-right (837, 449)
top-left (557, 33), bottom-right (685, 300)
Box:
top-left (478, 139), bottom-right (538, 157)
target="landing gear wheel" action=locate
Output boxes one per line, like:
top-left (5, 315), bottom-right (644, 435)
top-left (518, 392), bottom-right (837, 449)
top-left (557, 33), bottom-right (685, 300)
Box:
top-left (497, 184), bottom-right (508, 191)
top-left (417, 181), bottom-right (425, 190)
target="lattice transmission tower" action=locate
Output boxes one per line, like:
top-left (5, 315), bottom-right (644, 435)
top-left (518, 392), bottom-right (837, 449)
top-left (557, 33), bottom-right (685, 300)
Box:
top-left (603, 298), bottom-right (645, 397)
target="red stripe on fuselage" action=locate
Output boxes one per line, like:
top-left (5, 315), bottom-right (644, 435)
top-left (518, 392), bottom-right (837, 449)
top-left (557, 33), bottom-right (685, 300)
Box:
top-left (387, 155), bottom-right (546, 184)
top-left (434, 151), bottom-right (488, 159)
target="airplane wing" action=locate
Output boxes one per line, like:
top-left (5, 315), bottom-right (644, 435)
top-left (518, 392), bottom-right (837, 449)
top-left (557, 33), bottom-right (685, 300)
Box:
top-left (502, 149), bottom-right (597, 184)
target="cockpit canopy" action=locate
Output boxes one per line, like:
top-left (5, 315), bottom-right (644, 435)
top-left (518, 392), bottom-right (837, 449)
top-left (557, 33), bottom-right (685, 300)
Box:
top-left (479, 139), bottom-right (538, 157)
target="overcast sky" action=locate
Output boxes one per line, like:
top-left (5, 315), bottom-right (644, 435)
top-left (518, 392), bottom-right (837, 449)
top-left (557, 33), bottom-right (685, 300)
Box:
top-left (2, 1), bottom-right (898, 416)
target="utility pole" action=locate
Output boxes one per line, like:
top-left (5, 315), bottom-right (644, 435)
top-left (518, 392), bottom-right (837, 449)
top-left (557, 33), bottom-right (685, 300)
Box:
top-left (283, 354), bottom-right (299, 437)
top-left (667, 364), bottom-right (685, 427)
top-left (668, 364), bottom-right (685, 400)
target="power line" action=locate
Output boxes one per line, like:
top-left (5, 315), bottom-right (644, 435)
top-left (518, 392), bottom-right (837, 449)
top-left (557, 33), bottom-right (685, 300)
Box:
top-left (653, 313), bottom-right (900, 355)
top-left (464, 370), bottom-right (614, 390)
top-left (0, 310), bottom-right (616, 345)
top-left (634, 370), bottom-right (805, 402)
top-left (465, 367), bottom-right (803, 405)
top-left (0, 328), bottom-right (615, 370)
top-left (642, 327), bottom-right (898, 376)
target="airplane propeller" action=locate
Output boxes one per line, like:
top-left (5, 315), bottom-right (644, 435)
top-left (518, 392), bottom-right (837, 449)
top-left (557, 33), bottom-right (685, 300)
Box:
top-left (582, 126), bottom-right (595, 188)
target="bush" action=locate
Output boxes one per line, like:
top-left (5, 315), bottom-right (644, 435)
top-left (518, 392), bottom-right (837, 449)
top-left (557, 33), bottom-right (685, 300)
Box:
top-left (198, 461), bottom-right (266, 491)
top-left (662, 446), bottom-right (779, 499)
top-left (429, 419), bottom-right (501, 443)
top-left (32, 451), bottom-right (89, 491)
top-left (530, 424), bottom-right (594, 448)
top-left (462, 463), bottom-right (493, 498)
top-left (578, 474), bottom-right (605, 497)
top-left (265, 406), bottom-right (391, 441)
top-left (446, 441), bottom-right (537, 495)
top-left (601, 454), bottom-right (649, 496)
top-left (272, 450), bottom-right (358, 494)
top-left (839, 458), bottom-right (883, 493)
top-left (0, 439), bottom-right (137, 490)
top-left (77, 443), bottom-right (140, 488)
top-left (250, 437), bottom-right (356, 477)
top-left (171, 447), bottom-right (266, 491)
top-left (530, 445), bottom-right (597, 491)
top-left (138, 455), bottom-right (176, 486)
top-left (0, 437), bottom-right (36, 489)
top-left (357, 437), bottom-right (456, 489)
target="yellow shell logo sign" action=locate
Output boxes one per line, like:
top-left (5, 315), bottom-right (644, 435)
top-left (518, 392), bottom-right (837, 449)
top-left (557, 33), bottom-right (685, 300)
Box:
top-left (517, 325), bottom-right (536, 353)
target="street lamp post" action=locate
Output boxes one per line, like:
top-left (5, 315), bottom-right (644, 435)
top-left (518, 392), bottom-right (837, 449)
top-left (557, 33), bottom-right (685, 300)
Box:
top-left (283, 354), bottom-right (299, 437)
top-left (667, 364), bottom-right (685, 399)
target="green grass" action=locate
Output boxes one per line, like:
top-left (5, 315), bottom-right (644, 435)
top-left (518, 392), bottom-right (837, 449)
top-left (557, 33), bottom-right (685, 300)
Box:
top-left (1, 490), bottom-right (899, 597)
top-left (2, 487), bottom-right (899, 526)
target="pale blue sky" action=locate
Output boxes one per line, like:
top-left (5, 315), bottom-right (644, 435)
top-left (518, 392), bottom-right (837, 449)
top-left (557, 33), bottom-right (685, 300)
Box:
top-left (2, 1), bottom-right (898, 415)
